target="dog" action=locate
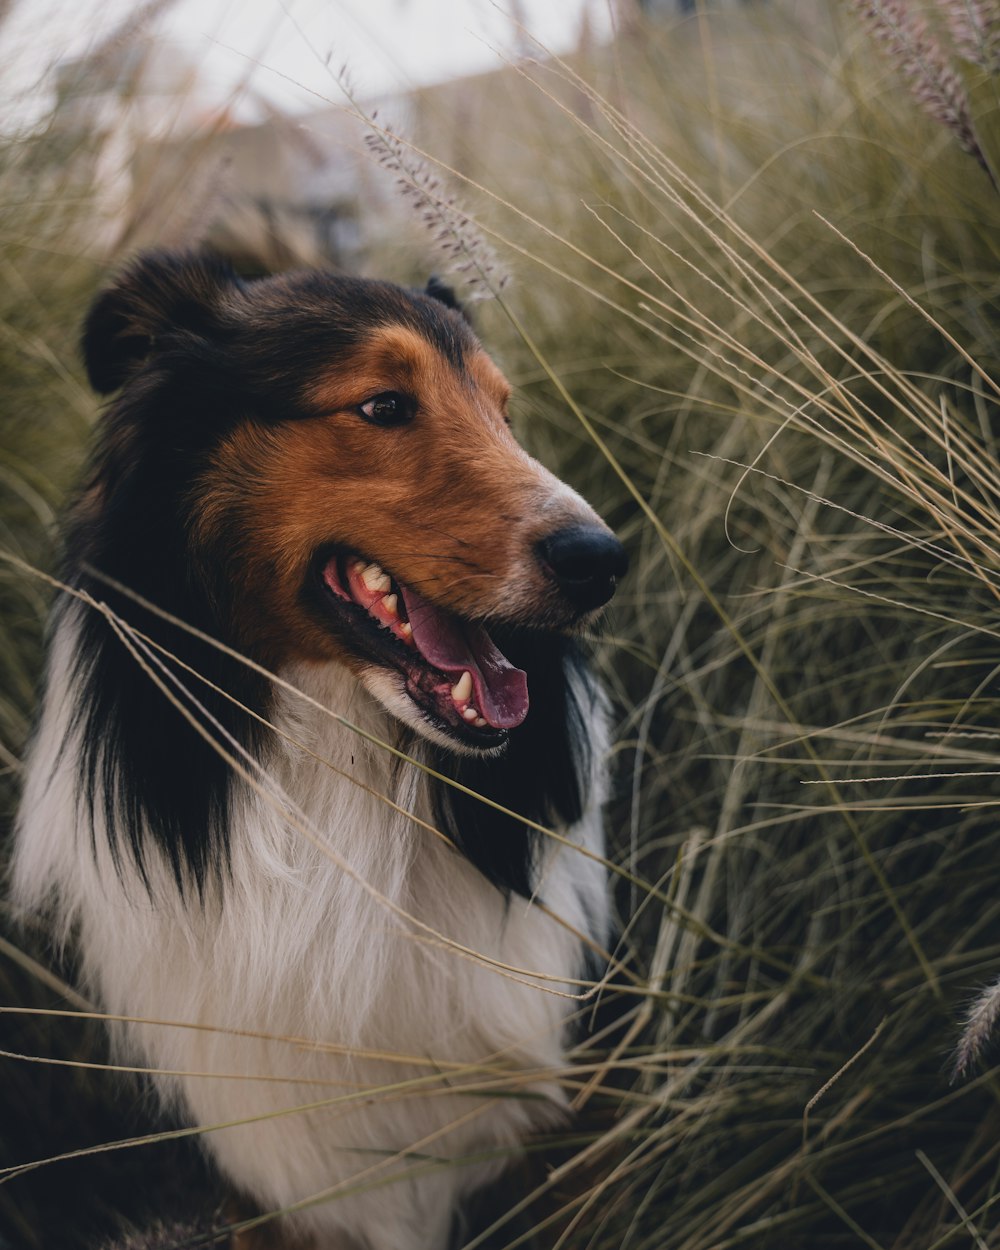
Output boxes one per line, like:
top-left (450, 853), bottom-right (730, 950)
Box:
top-left (11, 252), bottom-right (626, 1249)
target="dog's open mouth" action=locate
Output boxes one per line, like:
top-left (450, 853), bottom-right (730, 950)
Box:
top-left (317, 551), bottom-right (529, 746)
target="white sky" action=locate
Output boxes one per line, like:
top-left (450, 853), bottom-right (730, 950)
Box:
top-left (4, 0), bottom-right (615, 119)
top-left (168, 0), bottom-right (615, 105)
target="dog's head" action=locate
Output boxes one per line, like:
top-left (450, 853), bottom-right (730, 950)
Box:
top-left (79, 251), bottom-right (626, 755)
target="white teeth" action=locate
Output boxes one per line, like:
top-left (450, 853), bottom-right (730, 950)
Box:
top-left (473, 717), bottom-right (488, 728)
top-left (382, 593), bottom-right (398, 617)
top-left (463, 707), bottom-right (478, 722)
top-left (399, 621), bottom-right (412, 638)
top-left (361, 563), bottom-right (391, 593)
top-left (451, 671), bottom-right (473, 704)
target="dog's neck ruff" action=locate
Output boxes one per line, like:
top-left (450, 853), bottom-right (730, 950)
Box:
top-left (12, 602), bottom-right (609, 1249)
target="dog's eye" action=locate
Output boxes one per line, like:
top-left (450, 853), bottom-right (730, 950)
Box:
top-left (358, 392), bottom-right (414, 427)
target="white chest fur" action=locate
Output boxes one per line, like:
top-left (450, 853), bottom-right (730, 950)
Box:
top-left (12, 613), bottom-right (609, 1250)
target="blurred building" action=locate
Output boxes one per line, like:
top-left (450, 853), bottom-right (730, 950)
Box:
top-left (48, 37), bottom-right (416, 268)
top-left (47, 0), bottom-right (764, 270)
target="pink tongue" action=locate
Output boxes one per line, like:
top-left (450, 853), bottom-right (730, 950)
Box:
top-left (398, 586), bottom-right (529, 729)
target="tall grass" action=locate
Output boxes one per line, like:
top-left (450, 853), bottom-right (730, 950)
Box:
top-left (6, 1), bottom-right (1000, 1247)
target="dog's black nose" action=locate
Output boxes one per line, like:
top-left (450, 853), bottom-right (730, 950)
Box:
top-left (537, 525), bottom-right (628, 611)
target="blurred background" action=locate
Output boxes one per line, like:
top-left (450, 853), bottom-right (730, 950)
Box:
top-left (5, 1), bottom-right (1000, 1247)
top-left (1, 0), bottom-right (618, 266)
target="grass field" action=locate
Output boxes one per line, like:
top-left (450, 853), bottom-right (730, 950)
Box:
top-left (5, 1), bottom-right (1000, 1247)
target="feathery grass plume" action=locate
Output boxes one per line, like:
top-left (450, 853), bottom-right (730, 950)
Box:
top-left (851, 0), bottom-right (992, 173)
top-left (362, 121), bottom-right (510, 301)
top-left (953, 978), bottom-right (1000, 1078)
top-left (941, 0), bottom-right (1000, 70)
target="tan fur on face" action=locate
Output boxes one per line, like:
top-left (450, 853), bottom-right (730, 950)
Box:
top-left (191, 324), bottom-right (601, 668)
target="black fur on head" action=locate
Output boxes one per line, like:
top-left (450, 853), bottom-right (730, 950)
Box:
top-left (81, 251), bottom-right (239, 395)
top-left (423, 275), bottom-right (469, 320)
top-left (63, 249), bottom-right (592, 900)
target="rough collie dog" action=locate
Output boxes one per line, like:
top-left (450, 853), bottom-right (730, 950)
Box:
top-left (11, 253), bottom-right (626, 1249)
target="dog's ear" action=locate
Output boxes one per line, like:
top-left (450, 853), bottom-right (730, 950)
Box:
top-left (423, 276), bottom-right (472, 323)
top-left (82, 251), bottom-right (240, 394)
